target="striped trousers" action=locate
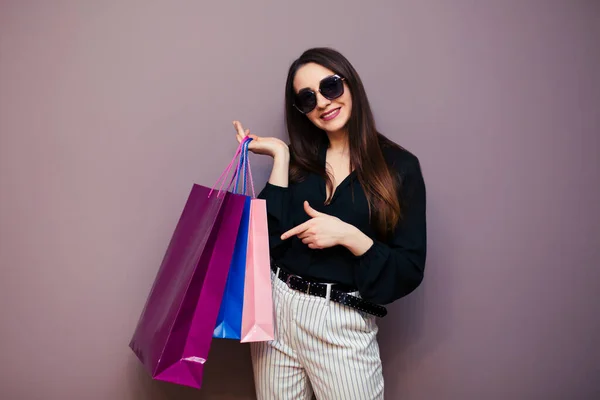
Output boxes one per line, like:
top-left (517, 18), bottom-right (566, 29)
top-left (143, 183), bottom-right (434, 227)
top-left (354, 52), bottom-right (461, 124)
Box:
top-left (250, 271), bottom-right (384, 399)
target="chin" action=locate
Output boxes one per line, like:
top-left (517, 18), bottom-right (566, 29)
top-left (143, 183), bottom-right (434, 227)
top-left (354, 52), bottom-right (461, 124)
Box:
top-left (321, 117), bottom-right (349, 134)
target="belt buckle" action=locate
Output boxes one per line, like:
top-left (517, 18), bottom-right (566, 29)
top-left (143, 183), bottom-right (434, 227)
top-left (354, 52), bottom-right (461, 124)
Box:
top-left (285, 273), bottom-right (297, 287)
top-left (285, 274), bottom-right (311, 295)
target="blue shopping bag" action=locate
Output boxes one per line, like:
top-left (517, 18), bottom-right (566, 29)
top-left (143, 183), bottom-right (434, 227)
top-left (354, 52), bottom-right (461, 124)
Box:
top-left (213, 139), bottom-right (253, 339)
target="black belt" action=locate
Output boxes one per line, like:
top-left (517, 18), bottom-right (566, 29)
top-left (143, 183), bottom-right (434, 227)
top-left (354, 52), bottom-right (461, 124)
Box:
top-left (271, 263), bottom-right (387, 318)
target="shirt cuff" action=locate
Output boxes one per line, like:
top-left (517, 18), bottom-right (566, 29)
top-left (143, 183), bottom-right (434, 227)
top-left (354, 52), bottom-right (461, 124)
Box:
top-left (258, 182), bottom-right (288, 199)
top-left (264, 182), bottom-right (288, 191)
top-left (259, 182), bottom-right (288, 195)
top-left (354, 239), bottom-right (389, 274)
top-left (355, 238), bottom-right (384, 259)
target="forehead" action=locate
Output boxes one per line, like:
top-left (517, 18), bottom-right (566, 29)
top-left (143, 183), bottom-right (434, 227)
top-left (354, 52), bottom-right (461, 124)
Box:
top-left (293, 62), bottom-right (336, 92)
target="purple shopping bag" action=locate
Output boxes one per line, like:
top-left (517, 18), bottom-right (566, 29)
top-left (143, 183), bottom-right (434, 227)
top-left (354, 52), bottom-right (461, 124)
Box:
top-left (129, 138), bottom-right (251, 389)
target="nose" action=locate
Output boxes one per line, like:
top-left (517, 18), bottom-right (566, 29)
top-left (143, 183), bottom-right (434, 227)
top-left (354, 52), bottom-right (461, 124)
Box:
top-left (315, 91), bottom-right (331, 110)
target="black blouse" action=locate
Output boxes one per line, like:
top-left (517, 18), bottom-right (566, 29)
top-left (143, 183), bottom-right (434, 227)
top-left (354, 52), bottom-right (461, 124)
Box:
top-left (258, 140), bottom-right (427, 305)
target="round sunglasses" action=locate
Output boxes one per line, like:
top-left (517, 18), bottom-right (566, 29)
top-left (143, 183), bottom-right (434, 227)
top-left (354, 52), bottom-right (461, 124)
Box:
top-left (293, 74), bottom-right (346, 114)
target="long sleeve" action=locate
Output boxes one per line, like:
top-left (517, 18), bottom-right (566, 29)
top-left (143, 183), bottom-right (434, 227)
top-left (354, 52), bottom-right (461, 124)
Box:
top-left (353, 157), bottom-right (427, 305)
top-left (258, 182), bottom-right (295, 259)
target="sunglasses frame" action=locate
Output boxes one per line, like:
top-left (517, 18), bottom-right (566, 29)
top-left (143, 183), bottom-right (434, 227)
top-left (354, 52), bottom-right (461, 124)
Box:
top-left (293, 74), bottom-right (346, 114)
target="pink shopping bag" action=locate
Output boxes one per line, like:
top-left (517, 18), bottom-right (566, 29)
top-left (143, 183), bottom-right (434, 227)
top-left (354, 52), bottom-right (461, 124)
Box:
top-left (240, 197), bottom-right (275, 343)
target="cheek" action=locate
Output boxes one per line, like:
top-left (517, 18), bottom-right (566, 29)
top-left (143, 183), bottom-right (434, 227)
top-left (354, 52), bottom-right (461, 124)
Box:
top-left (340, 91), bottom-right (352, 109)
top-left (338, 95), bottom-right (352, 121)
top-left (307, 112), bottom-right (322, 126)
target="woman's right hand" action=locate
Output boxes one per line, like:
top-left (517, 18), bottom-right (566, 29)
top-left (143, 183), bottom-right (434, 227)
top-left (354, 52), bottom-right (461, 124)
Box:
top-left (233, 120), bottom-right (288, 158)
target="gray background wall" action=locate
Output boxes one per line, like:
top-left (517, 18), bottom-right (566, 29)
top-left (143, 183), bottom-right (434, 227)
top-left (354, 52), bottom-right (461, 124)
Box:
top-left (1, 1), bottom-right (598, 399)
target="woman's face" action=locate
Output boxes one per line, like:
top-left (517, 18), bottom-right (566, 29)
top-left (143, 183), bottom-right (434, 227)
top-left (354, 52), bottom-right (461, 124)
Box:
top-left (293, 62), bottom-right (352, 134)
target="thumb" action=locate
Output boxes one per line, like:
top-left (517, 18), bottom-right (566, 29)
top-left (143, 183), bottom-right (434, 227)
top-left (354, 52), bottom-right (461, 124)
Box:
top-left (304, 201), bottom-right (323, 218)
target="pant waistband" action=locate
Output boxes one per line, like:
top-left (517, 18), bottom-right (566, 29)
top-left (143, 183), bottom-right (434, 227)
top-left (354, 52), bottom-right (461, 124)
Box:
top-left (270, 262), bottom-right (388, 318)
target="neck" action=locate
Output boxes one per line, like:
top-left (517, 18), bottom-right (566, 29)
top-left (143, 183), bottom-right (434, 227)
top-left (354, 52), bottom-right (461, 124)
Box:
top-left (325, 129), bottom-right (349, 153)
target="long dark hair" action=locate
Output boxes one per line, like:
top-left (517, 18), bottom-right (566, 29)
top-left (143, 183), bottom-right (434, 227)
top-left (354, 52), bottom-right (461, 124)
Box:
top-left (284, 47), bottom-right (402, 239)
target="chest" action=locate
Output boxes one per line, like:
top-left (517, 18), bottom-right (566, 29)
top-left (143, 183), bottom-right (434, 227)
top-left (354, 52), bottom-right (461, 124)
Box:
top-left (324, 150), bottom-right (351, 199)
top-left (291, 171), bottom-right (372, 235)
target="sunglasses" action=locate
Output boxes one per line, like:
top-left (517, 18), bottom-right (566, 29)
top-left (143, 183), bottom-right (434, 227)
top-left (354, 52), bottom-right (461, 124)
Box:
top-left (293, 74), bottom-right (346, 114)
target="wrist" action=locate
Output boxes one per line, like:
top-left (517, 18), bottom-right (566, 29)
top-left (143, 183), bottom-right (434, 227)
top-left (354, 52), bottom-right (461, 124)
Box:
top-left (340, 224), bottom-right (374, 256)
top-left (268, 144), bottom-right (290, 188)
top-left (272, 144), bottom-right (289, 160)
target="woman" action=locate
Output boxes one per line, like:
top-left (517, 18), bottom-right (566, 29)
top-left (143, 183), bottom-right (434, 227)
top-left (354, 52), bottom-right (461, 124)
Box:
top-left (233, 47), bottom-right (427, 400)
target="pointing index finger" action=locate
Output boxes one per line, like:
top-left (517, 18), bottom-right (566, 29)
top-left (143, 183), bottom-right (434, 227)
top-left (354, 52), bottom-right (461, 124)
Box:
top-left (281, 221), bottom-right (310, 240)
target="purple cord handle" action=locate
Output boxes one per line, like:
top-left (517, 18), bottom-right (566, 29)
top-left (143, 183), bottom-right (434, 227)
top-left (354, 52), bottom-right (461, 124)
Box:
top-left (208, 136), bottom-right (251, 198)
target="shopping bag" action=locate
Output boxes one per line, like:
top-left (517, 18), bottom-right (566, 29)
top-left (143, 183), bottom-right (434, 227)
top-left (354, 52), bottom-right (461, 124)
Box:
top-left (129, 137), bottom-right (251, 389)
top-left (213, 139), bottom-right (253, 339)
top-left (240, 195), bottom-right (275, 342)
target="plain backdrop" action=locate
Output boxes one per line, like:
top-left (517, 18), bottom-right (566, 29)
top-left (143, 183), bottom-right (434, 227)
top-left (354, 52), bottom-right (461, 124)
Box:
top-left (1, 1), bottom-right (599, 399)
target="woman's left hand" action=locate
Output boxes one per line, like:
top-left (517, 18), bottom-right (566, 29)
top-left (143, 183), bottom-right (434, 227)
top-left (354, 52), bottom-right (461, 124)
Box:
top-left (281, 201), bottom-right (354, 249)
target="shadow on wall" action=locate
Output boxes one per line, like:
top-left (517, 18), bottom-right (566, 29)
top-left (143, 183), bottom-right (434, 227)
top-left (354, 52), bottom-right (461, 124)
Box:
top-left (129, 340), bottom-right (256, 400)
top-left (378, 197), bottom-right (457, 385)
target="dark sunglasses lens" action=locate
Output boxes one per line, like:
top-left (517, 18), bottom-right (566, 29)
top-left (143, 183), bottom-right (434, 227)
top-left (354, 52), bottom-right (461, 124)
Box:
top-left (320, 76), bottom-right (344, 99)
top-left (295, 90), bottom-right (317, 113)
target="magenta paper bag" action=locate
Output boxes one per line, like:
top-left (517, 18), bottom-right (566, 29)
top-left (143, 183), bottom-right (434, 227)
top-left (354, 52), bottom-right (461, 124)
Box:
top-left (129, 139), bottom-right (250, 389)
top-left (240, 198), bottom-right (275, 343)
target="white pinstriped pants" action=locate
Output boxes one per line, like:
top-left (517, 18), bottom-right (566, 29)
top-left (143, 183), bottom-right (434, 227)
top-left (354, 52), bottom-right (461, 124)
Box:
top-left (250, 270), bottom-right (384, 399)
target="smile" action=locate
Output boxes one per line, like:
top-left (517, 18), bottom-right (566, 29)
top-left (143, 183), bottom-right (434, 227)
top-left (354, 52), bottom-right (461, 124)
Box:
top-left (321, 107), bottom-right (341, 121)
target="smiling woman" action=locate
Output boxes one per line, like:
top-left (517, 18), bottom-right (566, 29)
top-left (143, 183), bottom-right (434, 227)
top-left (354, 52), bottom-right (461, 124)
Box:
top-left (232, 47), bottom-right (427, 400)
top-left (292, 72), bottom-right (351, 130)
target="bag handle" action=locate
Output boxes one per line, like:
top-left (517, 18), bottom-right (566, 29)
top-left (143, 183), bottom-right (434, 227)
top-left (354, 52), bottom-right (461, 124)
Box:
top-left (234, 139), bottom-right (256, 198)
top-left (209, 136), bottom-right (251, 198)
top-left (234, 139), bottom-right (247, 194)
top-left (245, 140), bottom-right (256, 198)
